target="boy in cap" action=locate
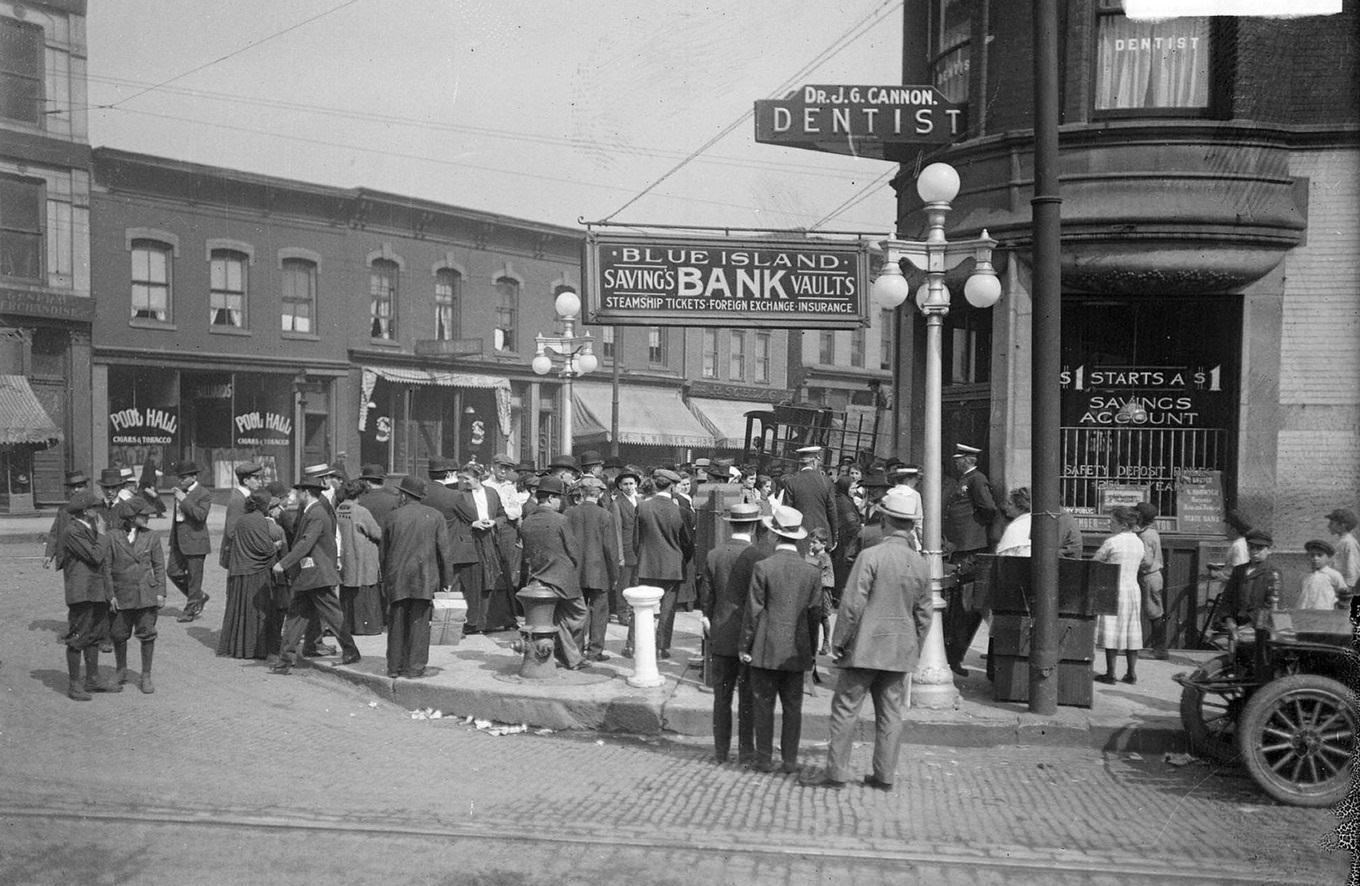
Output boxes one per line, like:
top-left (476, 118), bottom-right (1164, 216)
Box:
top-left (1220, 529), bottom-right (1283, 631)
top-left (44, 470), bottom-right (90, 570)
top-left (59, 490), bottom-right (116, 700)
top-left (1325, 508), bottom-right (1360, 614)
top-left (739, 506), bottom-right (822, 775)
top-left (168, 461), bottom-right (213, 622)
top-left (108, 497), bottom-right (166, 693)
top-left (1298, 539), bottom-right (1349, 610)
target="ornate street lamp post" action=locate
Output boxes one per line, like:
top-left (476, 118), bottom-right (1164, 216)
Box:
top-left (531, 287), bottom-right (597, 457)
top-left (871, 162), bottom-right (1000, 709)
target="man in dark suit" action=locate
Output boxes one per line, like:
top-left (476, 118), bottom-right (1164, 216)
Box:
top-left (628, 468), bottom-right (691, 659)
top-left (777, 445), bottom-right (837, 551)
top-left (380, 476), bottom-right (453, 678)
top-left (519, 476), bottom-right (587, 669)
top-left (44, 470), bottom-right (90, 570)
top-left (356, 463), bottom-right (400, 525)
top-left (269, 474), bottom-right (360, 674)
top-left (219, 462), bottom-right (264, 570)
top-left (739, 505), bottom-right (822, 775)
top-left (168, 461), bottom-right (213, 623)
top-left (59, 490), bottom-right (116, 700)
top-left (942, 442), bottom-right (998, 676)
top-left (801, 487), bottom-right (933, 791)
top-left (697, 501), bottom-right (765, 765)
top-left (566, 476), bottom-right (618, 661)
top-left (609, 466), bottom-right (642, 621)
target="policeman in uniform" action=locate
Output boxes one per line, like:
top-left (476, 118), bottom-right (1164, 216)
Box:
top-left (941, 443), bottom-right (997, 677)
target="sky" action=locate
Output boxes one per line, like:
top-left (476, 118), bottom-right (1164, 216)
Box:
top-left (86, 1), bottom-right (907, 236)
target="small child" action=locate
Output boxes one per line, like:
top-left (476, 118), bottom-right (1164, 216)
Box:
top-left (805, 528), bottom-right (835, 656)
top-left (1298, 539), bottom-right (1349, 610)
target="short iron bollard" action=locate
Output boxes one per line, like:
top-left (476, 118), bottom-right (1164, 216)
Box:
top-left (623, 585), bottom-right (665, 688)
top-left (515, 582), bottom-right (559, 679)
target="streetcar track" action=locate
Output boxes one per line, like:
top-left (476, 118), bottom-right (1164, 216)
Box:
top-left (0, 803), bottom-right (1307, 885)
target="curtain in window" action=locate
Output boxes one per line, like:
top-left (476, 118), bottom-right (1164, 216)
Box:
top-left (1096, 16), bottom-right (1209, 110)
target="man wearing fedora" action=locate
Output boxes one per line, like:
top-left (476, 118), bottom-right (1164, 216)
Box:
top-left (578, 450), bottom-right (605, 481)
top-left (776, 445), bottom-right (838, 553)
top-left (356, 463), bottom-right (400, 526)
top-left (520, 476), bottom-right (589, 669)
top-left (628, 468), bottom-right (691, 659)
top-left (44, 470), bottom-right (90, 570)
top-left (220, 462), bottom-right (265, 570)
top-left (698, 501), bottom-right (765, 765)
top-left (270, 473), bottom-right (361, 673)
top-left (168, 461), bottom-right (213, 623)
top-left (380, 476), bottom-right (453, 678)
top-left (802, 486), bottom-right (933, 791)
top-left (739, 505), bottom-right (822, 775)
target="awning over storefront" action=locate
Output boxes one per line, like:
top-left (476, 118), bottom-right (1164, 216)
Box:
top-left (359, 365), bottom-right (511, 437)
top-left (572, 381), bottom-right (714, 449)
top-left (686, 397), bottom-right (774, 448)
top-left (0, 375), bottom-right (62, 447)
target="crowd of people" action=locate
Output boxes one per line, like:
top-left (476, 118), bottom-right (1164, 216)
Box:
top-left (44, 445), bottom-right (1360, 793)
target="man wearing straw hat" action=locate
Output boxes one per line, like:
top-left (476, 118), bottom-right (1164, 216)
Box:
top-left (801, 486), bottom-right (933, 791)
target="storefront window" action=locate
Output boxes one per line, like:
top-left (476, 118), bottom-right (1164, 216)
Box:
top-left (1095, 2), bottom-right (1209, 111)
top-left (107, 365), bottom-right (180, 486)
top-left (1061, 296), bottom-right (1239, 532)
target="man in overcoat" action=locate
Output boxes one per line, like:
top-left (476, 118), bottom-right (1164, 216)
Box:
top-left (697, 501), bottom-right (765, 765)
top-left (168, 461), bottom-right (212, 623)
top-left (802, 487), bottom-right (933, 791)
top-left (942, 442), bottom-right (997, 675)
top-left (380, 476), bottom-right (453, 678)
top-left (566, 476), bottom-right (618, 661)
top-left (628, 468), bottom-right (691, 659)
top-left (356, 463), bottom-right (400, 525)
top-left (270, 475), bottom-right (360, 673)
top-left (519, 476), bottom-right (587, 669)
top-left (739, 506), bottom-right (822, 775)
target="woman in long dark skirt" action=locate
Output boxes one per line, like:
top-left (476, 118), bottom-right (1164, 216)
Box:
top-left (218, 490), bottom-right (284, 658)
top-left (830, 475), bottom-right (862, 606)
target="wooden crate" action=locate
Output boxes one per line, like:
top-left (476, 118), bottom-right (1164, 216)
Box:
top-left (991, 654), bottom-right (1095, 708)
top-left (990, 614), bottom-right (1095, 661)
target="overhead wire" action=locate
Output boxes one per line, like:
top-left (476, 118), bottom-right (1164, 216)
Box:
top-left (600, 0), bottom-right (904, 224)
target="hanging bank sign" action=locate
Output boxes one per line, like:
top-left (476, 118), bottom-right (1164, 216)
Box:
top-left (583, 233), bottom-right (869, 329)
top-left (754, 84), bottom-right (964, 158)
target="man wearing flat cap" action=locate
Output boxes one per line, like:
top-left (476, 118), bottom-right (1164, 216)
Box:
top-left (777, 445), bottom-right (837, 556)
top-left (380, 476), bottom-right (454, 678)
top-left (168, 461), bottom-right (213, 622)
top-left (628, 467), bottom-right (692, 659)
top-left (220, 462), bottom-right (265, 570)
top-left (1219, 529), bottom-right (1282, 631)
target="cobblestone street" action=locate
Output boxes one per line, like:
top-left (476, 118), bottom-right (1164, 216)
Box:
top-left (0, 548), bottom-right (1350, 884)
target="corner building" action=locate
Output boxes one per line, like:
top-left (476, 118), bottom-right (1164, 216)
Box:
top-left (890, 1), bottom-right (1358, 627)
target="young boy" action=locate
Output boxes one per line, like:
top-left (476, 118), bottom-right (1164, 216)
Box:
top-left (108, 497), bottom-right (166, 693)
top-left (60, 490), bottom-right (116, 700)
top-left (805, 528), bottom-right (835, 656)
top-left (1297, 539), bottom-right (1349, 611)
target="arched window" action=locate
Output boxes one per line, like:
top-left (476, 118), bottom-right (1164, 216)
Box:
top-left (435, 267), bottom-right (461, 341)
top-left (493, 275), bottom-right (519, 352)
top-left (370, 258), bottom-right (399, 339)
top-left (209, 249), bottom-right (247, 327)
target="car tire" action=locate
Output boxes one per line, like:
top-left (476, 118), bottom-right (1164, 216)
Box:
top-left (1178, 653), bottom-right (1242, 765)
top-left (1236, 673), bottom-right (1357, 808)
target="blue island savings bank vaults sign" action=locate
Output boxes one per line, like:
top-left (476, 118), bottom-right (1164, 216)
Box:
top-left (584, 234), bottom-right (870, 329)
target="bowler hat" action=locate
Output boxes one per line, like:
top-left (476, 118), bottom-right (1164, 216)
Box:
top-left (234, 462), bottom-right (264, 480)
top-left (537, 476), bottom-right (568, 496)
top-left (762, 505), bottom-right (807, 540)
top-left (878, 487), bottom-right (923, 521)
top-left (1304, 539), bottom-right (1336, 557)
top-left (578, 450), bottom-right (603, 467)
top-left (66, 490), bottom-right (102, 513)
top-left (1245, 529), bottom-right (1274, 547)
top-left (114, 497), bottom-right (153, 523)
top-left (723, 502), bottom-right (762, 523)
top-left (359, 463), bottom-right (388, 481)
top-left (426, 456), bottom-right (457, 476)
top-left (615, 466), bottom-right (642, 486)
top-left (397, 475), bottom-right (426, 499)
top-left (64, 470), bottom-right (89, 487)
top-left (98, 468), bottom-right (125, 487)
top-left (549, 454), bottom-right (579, 472)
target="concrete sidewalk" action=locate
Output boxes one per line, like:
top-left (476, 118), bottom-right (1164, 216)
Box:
top-left (6, 508), bottom-right (1206, 753)
top-left (317, 602), bottom-right (1208, 754)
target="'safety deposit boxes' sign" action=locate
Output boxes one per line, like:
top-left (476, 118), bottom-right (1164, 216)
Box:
top-left (584, 234), bottom-right (869, 329)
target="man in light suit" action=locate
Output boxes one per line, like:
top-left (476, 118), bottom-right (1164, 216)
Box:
top-left (801, 486), bottom-right (933, 791)
top-left (270, 474), bottom-right (360, 674)
top-left (697, 501), bottom-right (765, 765)
top-left (449, 462), bottom-right (513, 633)
top-left (739, 505), bottom-right (822, 775)
top-left (380, 475), bottom-right (453, 678)
top-left (168, 461), bottom-right (213, 623)
top-left (627, 468), bottom-right (691, 659)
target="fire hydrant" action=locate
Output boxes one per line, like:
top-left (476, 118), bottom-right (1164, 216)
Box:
top-left (515, 581), bottom-right (560, 679)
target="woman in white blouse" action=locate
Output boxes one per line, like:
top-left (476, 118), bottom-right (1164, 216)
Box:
top-left (1093, 506), bottom-right (1145, 685)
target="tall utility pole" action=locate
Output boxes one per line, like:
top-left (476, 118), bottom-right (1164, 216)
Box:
top-left (1029, 0), bottom-right (1063, 715)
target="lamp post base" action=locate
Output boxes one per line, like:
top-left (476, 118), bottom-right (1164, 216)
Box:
top-left (910, 591), bottom-right (960, 710)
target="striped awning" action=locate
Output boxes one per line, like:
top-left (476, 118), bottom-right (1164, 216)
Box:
top-left (572, 381), bottom-right (714, 449)
top-left (0, 375), bottom-right (62, 447)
